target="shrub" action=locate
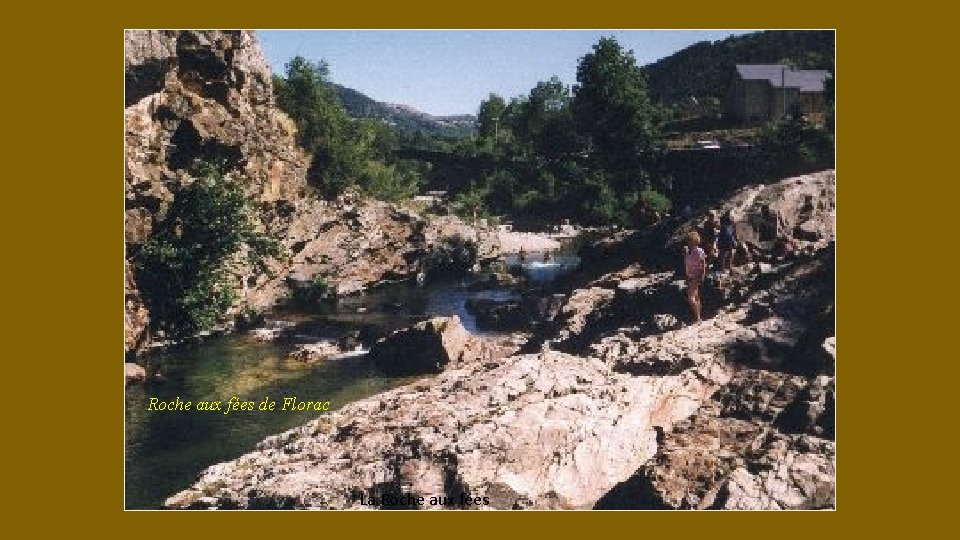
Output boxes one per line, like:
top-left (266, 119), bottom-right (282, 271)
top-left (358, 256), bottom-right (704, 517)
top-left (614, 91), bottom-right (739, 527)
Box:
top-left (360, 160), bottom-right (423, 203)
top-left (451, 186), bottom-right (491, 222)
top-left (424, 235), bottom-right (478, 277)
top-left (133, 163), bottom-right (280, 338)
top-left (639, 189), bottom-right (672, 214)
top-left (307, 143), bottom-right (361, 198)
top-left (290, 273), bottom-right (332, 305)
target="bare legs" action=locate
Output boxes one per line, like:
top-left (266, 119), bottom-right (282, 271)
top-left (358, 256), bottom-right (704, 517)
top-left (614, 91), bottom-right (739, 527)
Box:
top-left (686, 280), bottom-right (702, 323)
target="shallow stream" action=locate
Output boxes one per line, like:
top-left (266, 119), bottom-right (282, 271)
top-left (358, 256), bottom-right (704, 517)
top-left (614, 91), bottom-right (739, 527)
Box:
top-left (125, 242), bottom-right (580, 509)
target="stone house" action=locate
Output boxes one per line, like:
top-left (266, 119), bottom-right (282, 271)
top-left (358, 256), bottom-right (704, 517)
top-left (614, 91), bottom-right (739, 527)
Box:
top-left (725, 64), bottom-right (832, 125)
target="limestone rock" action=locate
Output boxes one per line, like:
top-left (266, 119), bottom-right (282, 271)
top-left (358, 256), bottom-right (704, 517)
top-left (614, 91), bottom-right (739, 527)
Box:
top-left (710, 434), bottom-right (836, 510)
top-left (251, 328), bottom-right (281, 341)
top-left (289, 341), bottom-right (343, 363)
top-left (368, 315), bottom-right (484, 375)
top-left (165, 348), bottom-right (729, 510)
top-left (124, 259), bottom-right (150, 355)
top-left (124, 363), bottom-right (147, 385)
top-left (597, 369), bottom-right (834, 510)
top-left (822, 336), bottom-right (836, 370)
top-left (162, 172), bottom-right (836, 511)
top-left (671, 170), bottom-right (836, 252)
top-left (774, 375), bottom-right (836, 439)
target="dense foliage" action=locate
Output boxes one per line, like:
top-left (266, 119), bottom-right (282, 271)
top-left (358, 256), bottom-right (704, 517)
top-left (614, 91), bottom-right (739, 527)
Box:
top-left (271, 33), bottom-right (834, 228)
top-left (273, 57), bottom-right (425, 200)
top-left (133, 164), bottom-right (280, 338)
top-left (409, 34), bottom-right (834, 226)
top-left (415, 38), bottom-right (669, 226)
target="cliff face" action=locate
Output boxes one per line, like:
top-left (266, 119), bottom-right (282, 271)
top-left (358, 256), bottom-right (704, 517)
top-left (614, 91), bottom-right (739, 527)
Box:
top-left (124, 30), bottom-right (496, 354)
top-left (125, 30), bottom-right (302, 354)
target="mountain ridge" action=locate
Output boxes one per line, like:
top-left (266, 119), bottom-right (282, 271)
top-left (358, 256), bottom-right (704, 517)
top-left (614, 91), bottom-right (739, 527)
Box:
top-left (333, 83), bottom-right (476, 138)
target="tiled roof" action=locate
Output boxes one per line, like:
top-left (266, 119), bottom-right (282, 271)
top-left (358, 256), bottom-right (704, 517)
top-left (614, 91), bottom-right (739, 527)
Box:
top-left (735, 64), bottom-right (832, 92)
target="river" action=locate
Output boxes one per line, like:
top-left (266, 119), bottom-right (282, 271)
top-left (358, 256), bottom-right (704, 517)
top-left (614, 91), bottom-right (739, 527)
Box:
top-left (125, 245), bottom-right (580, 509)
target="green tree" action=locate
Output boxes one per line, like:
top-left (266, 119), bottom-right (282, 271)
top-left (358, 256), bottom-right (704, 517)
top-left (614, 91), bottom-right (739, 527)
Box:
top-left (477, 93), bottom-right (507, 140)
top-left (527, 78), bottom-right (580, 161)
top-left (515, 77), bottom-right (569, 140)
top-left (573, 37), bottom-right (662, 173)
top-left (274, 56), bottom-right (349, 151)
top-left (133, 163), bottom-right (280, 338)
top-left (274, 56), bottom-right (425, 200)
top-left (274, 56), bottom-right (365, 196)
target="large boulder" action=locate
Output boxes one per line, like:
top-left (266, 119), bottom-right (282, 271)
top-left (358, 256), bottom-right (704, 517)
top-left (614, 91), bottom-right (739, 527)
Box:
top-left (367, 316), bottom-right (484, 375)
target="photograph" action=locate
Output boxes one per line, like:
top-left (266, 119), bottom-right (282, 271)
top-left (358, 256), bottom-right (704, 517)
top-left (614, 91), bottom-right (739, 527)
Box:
top-left (124, 28), bottom-right (836, 510)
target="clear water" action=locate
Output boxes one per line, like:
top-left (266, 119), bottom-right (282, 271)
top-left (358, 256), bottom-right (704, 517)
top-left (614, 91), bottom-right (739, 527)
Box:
top-left (125, 245), bottom-right (581, 509)
top-left (124, 337), bottom-right (414, 509)
top-left (505, 254), bottom-right (581, 283)
top-left (317, 278), bottom-right (522, 336)
top-left (502, 232), bottom-right (585, 284)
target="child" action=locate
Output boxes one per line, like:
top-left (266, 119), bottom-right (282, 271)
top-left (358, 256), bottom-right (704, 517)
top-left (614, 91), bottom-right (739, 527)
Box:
top-left (684, 230), bottom-right (707, 323)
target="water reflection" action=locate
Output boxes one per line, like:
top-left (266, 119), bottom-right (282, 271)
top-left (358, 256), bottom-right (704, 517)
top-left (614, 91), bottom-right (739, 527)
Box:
top-left (125, 241), bottom-right (581, 509)
top-left (125, 337), bottom-right (416, 509)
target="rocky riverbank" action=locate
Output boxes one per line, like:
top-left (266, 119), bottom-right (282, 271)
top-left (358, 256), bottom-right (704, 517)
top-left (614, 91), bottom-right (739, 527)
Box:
top-left (124, 30), bottom-right (498, 356)
top-left (165, 170), bottom-right (836, 510)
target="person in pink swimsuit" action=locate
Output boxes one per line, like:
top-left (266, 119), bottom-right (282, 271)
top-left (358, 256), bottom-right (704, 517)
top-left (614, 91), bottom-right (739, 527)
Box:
top-left (684, 231), bottom-right (707, 323)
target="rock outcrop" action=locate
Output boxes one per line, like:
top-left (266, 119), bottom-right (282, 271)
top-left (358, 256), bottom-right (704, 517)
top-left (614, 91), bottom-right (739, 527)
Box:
top-left (165, 171), bottom-right (835, 510)
top-left (166, 348), bottom-right (729, 510)
top-left (124, 363), bottom-right (147, 385)
top-left (124, 30), bottom-right (497, 355)
top-left (668, 169), bottom-right (836, 253)
top-left (288, 341), bottom-right (344, 363)
top-left (367, 316), bottom-right (486, 375)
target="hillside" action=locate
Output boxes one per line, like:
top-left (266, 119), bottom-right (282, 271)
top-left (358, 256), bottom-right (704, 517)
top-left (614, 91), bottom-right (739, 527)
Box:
top-left (334, 84), bottom-right (476, 138)
top-left (641, 30), bottom-right (835, 106)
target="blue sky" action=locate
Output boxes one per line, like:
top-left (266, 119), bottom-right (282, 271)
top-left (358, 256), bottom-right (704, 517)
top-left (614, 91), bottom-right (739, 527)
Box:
top-left (258, 30), bottom-right (751, 116)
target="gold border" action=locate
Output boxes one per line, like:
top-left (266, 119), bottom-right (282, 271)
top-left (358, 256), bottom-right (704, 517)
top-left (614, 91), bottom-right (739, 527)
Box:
top-left (15, 0), bottom-right (920, 531)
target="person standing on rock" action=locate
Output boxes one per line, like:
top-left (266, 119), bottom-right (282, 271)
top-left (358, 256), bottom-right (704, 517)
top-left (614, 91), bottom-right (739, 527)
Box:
top-left (718, 210), bottom-right (738, 273)
top-left (684, 231), bottom-right (707, 323)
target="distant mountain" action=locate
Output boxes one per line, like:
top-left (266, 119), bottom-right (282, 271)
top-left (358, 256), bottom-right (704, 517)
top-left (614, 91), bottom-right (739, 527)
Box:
top-left (641, 30), bottom-right (835, 106)
top-left (333, 84), bottom-right (476, 138)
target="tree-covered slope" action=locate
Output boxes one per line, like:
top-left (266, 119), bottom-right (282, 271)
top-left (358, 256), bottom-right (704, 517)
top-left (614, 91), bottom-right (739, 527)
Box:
top-left (641, 30), bottom-right (835, 106)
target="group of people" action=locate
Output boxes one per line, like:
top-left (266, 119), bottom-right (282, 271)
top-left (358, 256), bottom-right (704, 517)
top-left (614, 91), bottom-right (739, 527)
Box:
top-left (682, 210), bottom-right (741, 323)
